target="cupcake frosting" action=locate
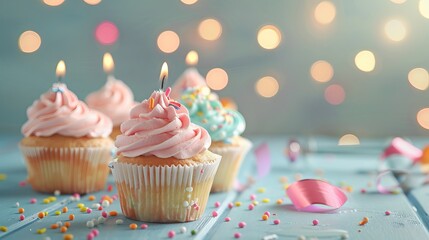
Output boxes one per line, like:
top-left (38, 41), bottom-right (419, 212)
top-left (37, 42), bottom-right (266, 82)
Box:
top-left (22, 83), bottom-right (112, 138)
top-left (115, 89), bottom-right (211, 159)
top-left (180, 87), bottom-right (245, 142)
top-left (170, 68), bottom-right (212, 100)
top-left (86, 76), bottom-right (138, 126)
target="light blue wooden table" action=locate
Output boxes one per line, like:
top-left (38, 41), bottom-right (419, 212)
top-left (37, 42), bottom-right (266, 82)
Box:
top-left (0, 134), bottom-right (428, 240)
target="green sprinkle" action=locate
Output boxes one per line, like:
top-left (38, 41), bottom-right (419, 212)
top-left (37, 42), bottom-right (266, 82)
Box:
top-left (191, 230), bottom-right (197, 235)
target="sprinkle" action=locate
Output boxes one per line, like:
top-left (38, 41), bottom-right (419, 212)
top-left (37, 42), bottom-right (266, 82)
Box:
top-left (149, 98), bottom-right (155, 109)
top-left (279, 176), bottom-right (288, 183)
top-left (298, 235), bottom-right (306, 240)
top-left (19, 215), bottom-right (25, 221)
top-left (252, 201), bottom-right (259, 206)
top-left (55, 211), bottom-right (61, 215)
top-left (60, 207), bottom-right (67, 213)
top-left (63, 234), bottom-right (74, 240)
top-left (44, 211), bottom-right (49, 216)
top-left (19, 180), bottom-right (26, 186)
top-left (257, 187), bottom-right (266, 193)
top-left (102, 211), bottom-right (108, 218)
top-left (273, 219), bottom-right (280, 225)
top-left (129, 223), bottom-right (138, 230)
top-left (91, 203), bottom-right (101, 209)
top-left (141, 224), bottom-right (148, 229)
top-left (87, 233), bottom-right (94, 240)
top-left (0, 174), bottom-right (7, 181)
top-left (360, 188), bottom-right (366, 194)
top-left (0, 226), bottom-right (7, 232)
top-left (234, 232), bottom-right (242, 238)
top-left (51, 224), bottom-right (58, 229)
top-left (116, 219), bottom-right (124, 225)
top-left (91, 229), bottom-right (100, 236)
top-left (262, 215), bottom-right (269, 221)
top-left (77, 203), bottom-right (85, 208)
top-left (110, 210), bottom-right (118, 216)
top-left (36, 228), bottom-right (47, 234)
top-left (276, 199), bottom-right (283, 205)
top-left (43, 198), bottom-right (50, 204)
top-left (212, 211), bottom-right (218, 217)
top-left (228, 203), bottom-right (234, 209)
top-left (86, 221), bottom-right (94, 228)
top-left (248, 204), bottom-right (254, 210)
top-left (18, 208), bottom-right (24, 214)
top-left (264, 211), bottom-right (271, 217)
top-left (86, 208), bottom-right (92, 214)
top-left (56, 221), bottom-right (63, 227)
top-left (98, 216), bottom-right (106, 224)
top-left (238, 222), bottom-right (246, 228)
top-left (38, 212), bottom-right (45, 219)
top-left (81, 207), bottom-right (88, 213)
top-left (72, 193), bottom-right (81, 201)
top-left (168, 230), bottom-right (176, 238)
top-left (250, 194), bottom-right (257, 201)
top-left (214, 201), bottom-right (221, 208)
top-left (312, 219), bottom-right (319, 226)
top-left (235, 202), bottom-right (242, 207)
top-left (64, 222), bottom-right (71, 228)
top-left (48, 196), bottom-right (57, 202)
top-left (15, 202), bottom-right (20, 207)
top-left (98, 206), bottom-right (103, 211)
top-left (385, 211), bottom-right (391, 216)
top-left (180, 226), bottom-right (187, 233)
top-left (54, 190), bottom-right (61, 196)
top-left (359, 217), bottom-right (369, 226)
top-left (225, 217), bottom-right (231, 222)
top-left (88, 195), bottom-right (96, 201)
top-left (262, 198), bottom-right (270, 203)
top-left (102, 200), bottom-right (110, 208)
top-left (191, 230), bottom-right (197, 235)
top-left (30, 198), bottom-right (37, 204)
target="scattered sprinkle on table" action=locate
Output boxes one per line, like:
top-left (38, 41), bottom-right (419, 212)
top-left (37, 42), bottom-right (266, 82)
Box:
top-left (191, 230), bottom-right (197, 235)
top-left (238, 222), bottom-right (246, 228)
top-left (264, 211), bottom-right (271, 217)
top-left (129, 223), bottom-right (138, 230)
top-left (36, 228), bottom-right (46, 234)
top-left (262, 198), bottom-right (270, 203)
top-left (312, 219), bottom-right (319, 226)
top-left (30, 198), bottom-right (37, 204)
top-left (69, 214), bottom-right (75, 221)
top-left (168, 230), bottom-right (176, 238)
top-left (64, 222), bottom-right (71, 228)
top-left (63, 233), bottom-right (73, 240)
top-left (228, 203), bottom-right (234, 209)
top-left (19, 214), bottom-right (25, 221)
top-left (212, 211), bottom-right (218, 217)
top-left (109, 210), bottom-right (118, 216)
top-left (38, 212), bottom-right (45, 219)
top-left (385, 210), bottom-right (391, 216)
top-left (235, 202), bottom-right (242, 207)
top-left (234, 232), bottom-right (241, 238)
top-left (0, 226), bottom-right (7, 232)
top-left (276, 199), bottom-right (283, 204)
top-left (86, 220), bottom-right (95, 228)
top-left (115, 219), bottom-right (123, 225)
top-left (88, 195), bottom-right (96, 201)
top-left (180, 226), bottom-right (187, 233)
top-left (257, 187), bottom-right (266, 193)
top-left (18, 207), bottom-right (24, 214)
top-left (225, 217), bottom-right (231, 222)
top-left (141, 224), bottom-right (148, 229)
top-left (273, 219), bottom-right (280, 225)
top-left (250, 194), bottom-right (257, 200)
top-left (359, 217), bottom-right (369, 226)
top-left (262, 215), bottom-right (269, 221)
top-left (214, 201), bottom-right (221, 208)
top-left (62, 207), bottom-right (68, 213)
top-left (248, 204), bottom-right (254, 210)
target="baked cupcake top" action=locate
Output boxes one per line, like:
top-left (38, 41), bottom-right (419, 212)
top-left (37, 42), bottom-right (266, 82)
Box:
top-left (180, 86), bottom-right (246, 143)
top-left (22, 83), bottom-right (112, 138)
top-left (115, 88), bottom-right (211, 159)
top-left (170, 68), bottom-right (209, 100)
top-left (86, 76), bottom-right (138, 126)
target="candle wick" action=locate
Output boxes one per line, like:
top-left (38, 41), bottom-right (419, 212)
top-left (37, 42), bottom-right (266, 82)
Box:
top-left (58, 76), bottom-right (62, 83)
top-left (161, 76), bottom-right (166, 90)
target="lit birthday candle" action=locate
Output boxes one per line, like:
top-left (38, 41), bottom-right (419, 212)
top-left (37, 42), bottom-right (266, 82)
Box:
top-left (52, 60), bottom-right (66, 92)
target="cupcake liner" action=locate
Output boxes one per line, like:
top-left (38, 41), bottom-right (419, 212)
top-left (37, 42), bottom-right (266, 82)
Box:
top-left (19, 145), bottom-right (112, 194)
top-left (110, 155), bottom-right (221, 222)
top-left (209, 138), bottom-right (252, 192)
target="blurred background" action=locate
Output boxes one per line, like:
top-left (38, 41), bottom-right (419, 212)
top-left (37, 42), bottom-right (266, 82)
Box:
top-left (1, 0), bottom-right (429, 140)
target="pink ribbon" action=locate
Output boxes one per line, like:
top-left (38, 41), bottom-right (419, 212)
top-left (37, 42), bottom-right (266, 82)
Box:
top-left (286, 179), bottom-right (347, 211)
top-left (380, 137), bottom-right (422, 164)
top-left (254, 143), bottom-right (271, 178)
top-left (376, 170), bottom-right (403, 194)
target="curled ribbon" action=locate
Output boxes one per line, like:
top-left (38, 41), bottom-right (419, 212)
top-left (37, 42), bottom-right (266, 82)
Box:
top-left (380, 137), bottom-right (422, 164)
top-left (286, 179), bottom-right (347, 212)
top-left (376, 170), bottom-right (404, 194)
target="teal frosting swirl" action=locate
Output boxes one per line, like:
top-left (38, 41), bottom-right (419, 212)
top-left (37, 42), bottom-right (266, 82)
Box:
top-left (179, 87), bottom-right (245, 142)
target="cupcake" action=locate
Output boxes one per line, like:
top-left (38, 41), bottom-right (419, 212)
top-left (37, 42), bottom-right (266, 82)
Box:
top-left (180, 87), bottom-right (252, 192)
top-left (170, 68), bottom-right (210, 100)
top-left (20, 83), bottom-right (114, 194)
top-left (86, 75), bottom-right (138, 139)
top-left (111, 88), bottom-right (221, 222)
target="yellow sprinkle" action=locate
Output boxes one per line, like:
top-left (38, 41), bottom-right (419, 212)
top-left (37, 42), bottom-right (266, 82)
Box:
top-left (80, 207), bottom-right (87, 212)
top-left (0, 174), bottom-right (7, 181)
top-left (197, 111), bottom-right (204, 117)
top-left (36, 228), bottom-right (47, 234)
top-left (345, 186), bottom-right (353, 193)
top-left (252, 200), bottom-right (259, 206)
top-left (0, 226), bottom-right (7, 232)
top-left (77, 203), bottom-right (85, 208)
top-left (276, 199), bottom-right (283, 205)
top-left (257, 187), bottom-right (266, 193)
top-left (149, 98), bottom-right (155, 109)
top-left (283, 184), bottom-right (290, 190)
top-left (279, 176), bottom-right (288, 184)
top-left (42, 198), bottom-right (50, 204)
top-left (44, 211), bottom-right (49, 216)
top-left (262, 198), bottom-right (270, 203)
top-left (55, 211), bottom-right (61, 216)
top-left (48, 196), bottom-right (57, 202)
top-left (392, 189), bottom-right (401, 195)
top-left (234, 202), bottom-right (242, 207)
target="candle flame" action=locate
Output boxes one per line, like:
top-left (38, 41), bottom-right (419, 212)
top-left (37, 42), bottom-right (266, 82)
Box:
top-left (186, 50), bottom-right (198, 66)
top-left (103, 52), bottom-right (114, 74)
top-left (56, 60), bottom-right (66, 78)
top-left (160, 62), bottom-right (168, 81)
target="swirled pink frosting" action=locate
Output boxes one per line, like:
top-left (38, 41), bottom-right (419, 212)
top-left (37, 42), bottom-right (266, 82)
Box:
top-left (22, 83), bottom-right (112, 138)
top-left (86, 76), bottom-right (138, 126)
top-left (170, 68), bottom-right (209, 100)
top-left (115, 89), bottom-right (211, 159)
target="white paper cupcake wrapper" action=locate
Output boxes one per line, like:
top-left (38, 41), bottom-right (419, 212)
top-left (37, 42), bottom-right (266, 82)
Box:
top-left (110, 154), bottom-right (221, 222)
top-left (209, 138), bottom-right (252, 192)
top-left (20, 146), bottom-right (112, 194)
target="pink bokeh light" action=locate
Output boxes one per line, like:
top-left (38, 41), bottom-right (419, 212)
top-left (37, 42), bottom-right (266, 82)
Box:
top-left (324, 84), bottom-right (345, 105)
top-left (94, 21), bottom-right (119, 45)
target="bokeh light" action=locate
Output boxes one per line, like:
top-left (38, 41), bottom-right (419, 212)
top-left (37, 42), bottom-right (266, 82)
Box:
top-left (419, 0), bottom-right (429, 19)
top-left (324, 84), bottom-right (345, 105)
top-left (186, 50), bottom-right (199, 66)
top-left (314, 1), bottom-right (336, 25)
top-left (310, 60), bottom-right (334, 83)
top-left (18, 31), bottom-right (42, 53)
top-left (206, 68), bottom-right (228, 90)
top-left (390, 0), bottom-right (406, 3)
top-left (408, 68), bottom-right (429, 90)
top-left (181, 0), bottom-right (198, 5)
top-left (198, 19), bottom-right (222, 41)
top-left (255, 76), bottom-right (279, 98)
top-left (84, 0), bottom-right (102, 5)
top-left (257, 25), bottom-right (282, 50)
top-left (417, 108), bottom-right (429, 130)
top-left (43, 0), bottom-right (64, 6)
top-left (157, 30), bottom-right (180, 53)
top-left (384, 19), bottom-right (406, 42)
top-left (355, 50), bottom-right (376, 72)
top-left (338, 134), bottom-right (360, 145)
top-left (94, 21), bottom-right (119, 45)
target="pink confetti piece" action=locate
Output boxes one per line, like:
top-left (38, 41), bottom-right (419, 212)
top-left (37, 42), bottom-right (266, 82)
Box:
top-left (254, 143), bottom-right (271, 178)
top-left (381, 137), bottom-right (422, 164)
top-left (376, 170), bottom-right (403, 194)
top-left (286, 179), bottom-right (347, 212)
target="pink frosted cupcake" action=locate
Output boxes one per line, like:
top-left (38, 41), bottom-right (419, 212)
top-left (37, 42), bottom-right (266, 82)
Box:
top-left (20, 83), bottom-right (114, 194)
top-left (86, 76), bottom-right (138, 139)
top-left (170, 68), bottom-right (209, 100)
top-left (111, 88), bottom-right (221, 222)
